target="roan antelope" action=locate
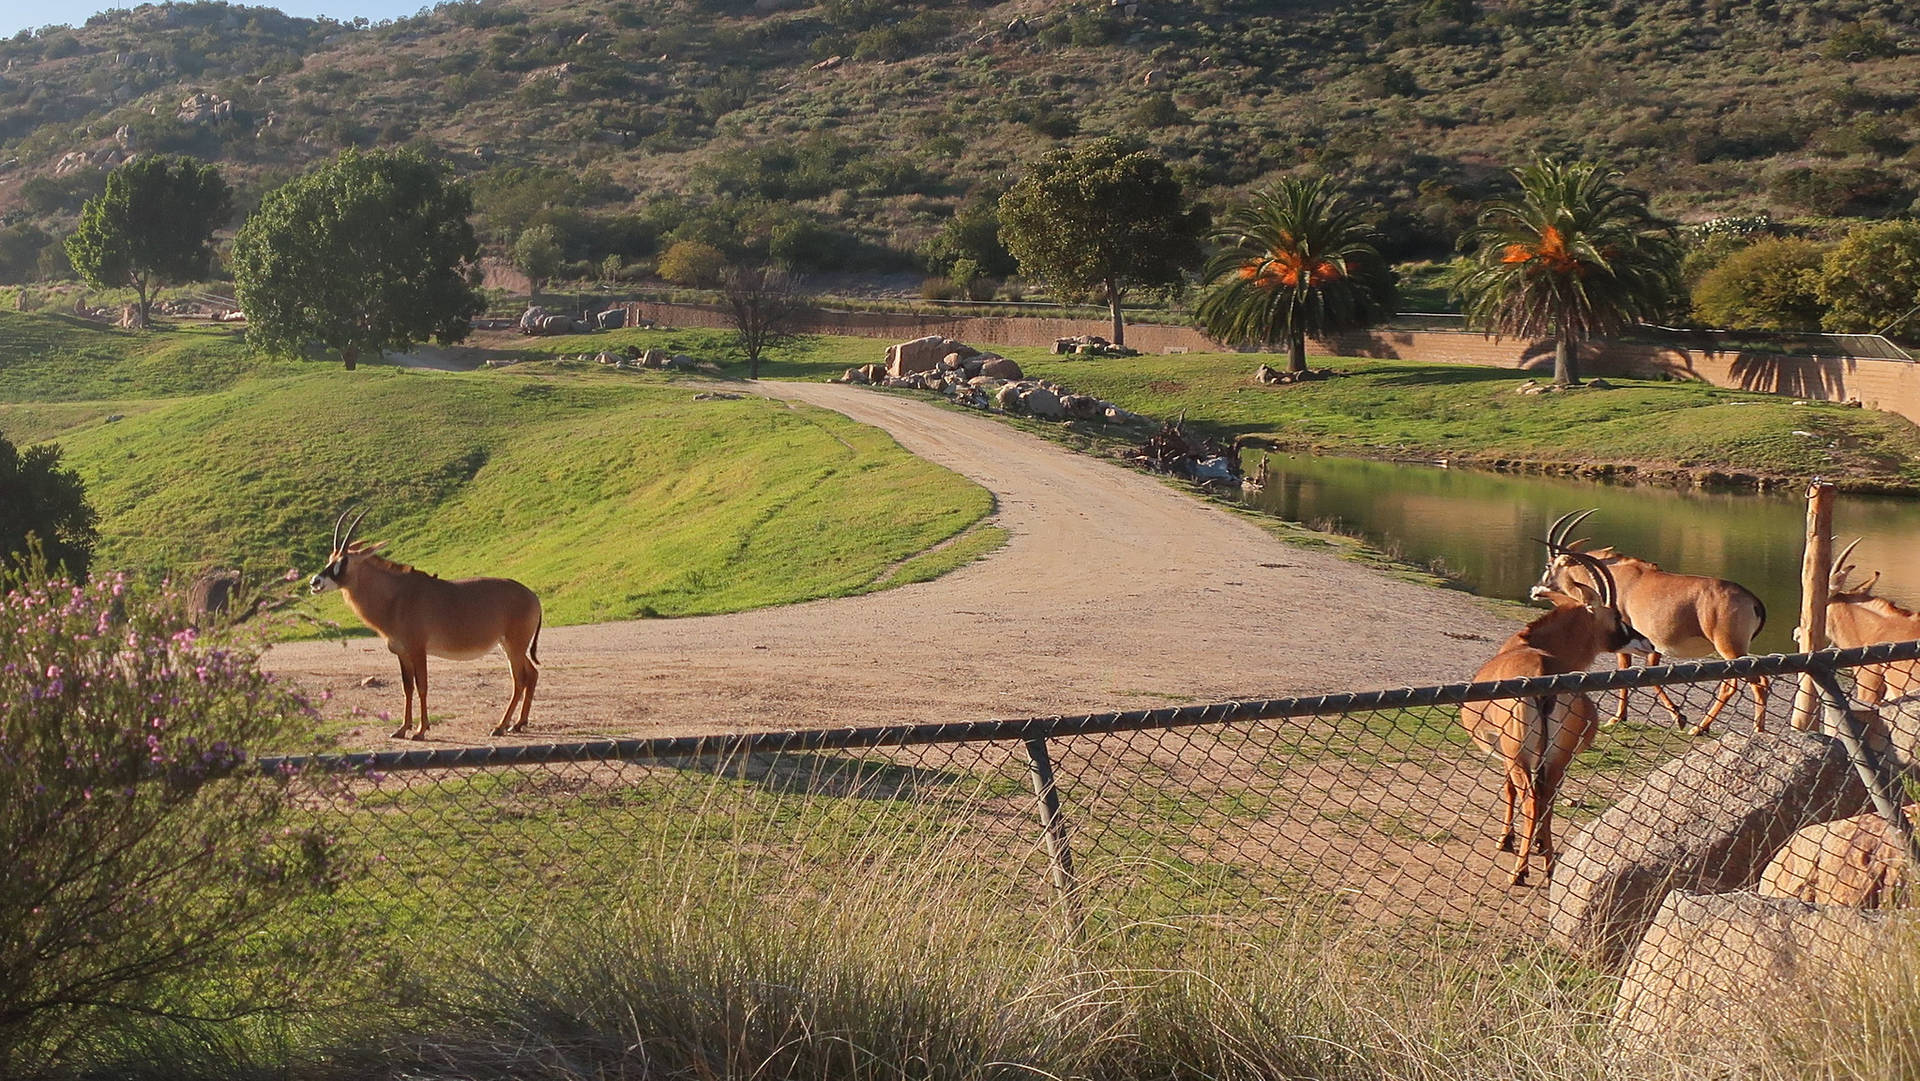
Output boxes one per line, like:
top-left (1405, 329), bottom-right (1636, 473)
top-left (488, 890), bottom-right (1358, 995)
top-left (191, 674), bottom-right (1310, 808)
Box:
top-left (1463, 547), bottom-right (1650, 886)
top-left (309, 508), bottom-right (543, 740)
top-left (1531, 509), bottom-right (1769, 736)
top-left (1824, 539), bottom-right (1920, 707)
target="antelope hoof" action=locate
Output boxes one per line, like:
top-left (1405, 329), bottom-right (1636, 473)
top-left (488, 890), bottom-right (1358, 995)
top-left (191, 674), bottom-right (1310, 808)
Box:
top-left (490, 725), bottom-right (509, 737)
top-left (390, 725), bottom-right (411, 739)
top-left (1498, 833), bottom-right (1517, 853)
top-left (1686, 721), bottom-right (1713, 737)
top-left (410, 731), bottom-right (428, 742)
top-left (1509, 868), bottom-right (1529, 887)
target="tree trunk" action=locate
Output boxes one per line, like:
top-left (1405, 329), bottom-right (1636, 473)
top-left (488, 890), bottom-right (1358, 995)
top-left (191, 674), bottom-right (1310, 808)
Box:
top-left (133, 278), bottom-right (152, 329)
top-left (343, 346), bottom-right (358, 371)
top-left (1553, 337), bottom-right (1580, 387)
top-left (1287, 326), bottom-right (1308, 374)
top-left (1108, 282), bottom-right (1125, 348)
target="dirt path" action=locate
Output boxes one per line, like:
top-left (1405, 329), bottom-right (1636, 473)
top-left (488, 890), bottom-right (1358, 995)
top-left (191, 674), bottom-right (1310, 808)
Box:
top-left (262, 382), bottom-right (1516, 746)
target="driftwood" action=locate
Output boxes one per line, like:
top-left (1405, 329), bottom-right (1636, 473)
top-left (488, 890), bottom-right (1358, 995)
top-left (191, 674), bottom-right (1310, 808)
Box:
top-left (1126, 415), bottom-right (1241, 486)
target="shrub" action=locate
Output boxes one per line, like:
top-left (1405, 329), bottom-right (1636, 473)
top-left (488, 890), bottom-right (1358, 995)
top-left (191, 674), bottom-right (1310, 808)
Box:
top-left (0, 570), bottom-right (332, 1071)
top-left (1691, 237), bottom-right (1829, 331)
top-left (1817, 220), bottom-right (1920, 337)
top-left (656, 239), bottom-right (727, 288)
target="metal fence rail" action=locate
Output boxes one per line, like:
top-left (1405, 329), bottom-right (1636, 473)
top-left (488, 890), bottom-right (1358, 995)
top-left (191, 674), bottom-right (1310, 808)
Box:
top-left (251, 639), bottom-right (1920, 1058)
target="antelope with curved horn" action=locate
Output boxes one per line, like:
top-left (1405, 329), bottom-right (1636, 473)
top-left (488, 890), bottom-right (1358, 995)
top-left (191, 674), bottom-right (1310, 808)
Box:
top-left (1463, 547), bottom-right (1650, 886)
top-left (309, 507), bottom-right (543, 740)
top-left (1532, 509), bottom-right (1769, 736)
top-left (1823, 538), bottom-right (1920, 707)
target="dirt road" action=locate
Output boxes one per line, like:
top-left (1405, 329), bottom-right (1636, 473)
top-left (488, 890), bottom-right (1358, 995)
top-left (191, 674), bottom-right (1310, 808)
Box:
top-left (262, 382), bottom-right (1516, 745)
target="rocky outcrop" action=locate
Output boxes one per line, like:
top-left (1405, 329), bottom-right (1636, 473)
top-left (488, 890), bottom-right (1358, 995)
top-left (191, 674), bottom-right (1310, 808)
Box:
top-left (1610, 890), bottom-right (1901, 1068)
top-left (1548, 729), bottom-right (1873, 966)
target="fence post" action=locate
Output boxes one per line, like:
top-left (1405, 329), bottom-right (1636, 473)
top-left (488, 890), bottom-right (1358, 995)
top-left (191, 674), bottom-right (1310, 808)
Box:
top-left (1792, 479), bottom-right (1835, 731)
top-left (1808, 667), bottom-right (1920, 874)
top-left (1022, 736), bottom-right (1084, 939)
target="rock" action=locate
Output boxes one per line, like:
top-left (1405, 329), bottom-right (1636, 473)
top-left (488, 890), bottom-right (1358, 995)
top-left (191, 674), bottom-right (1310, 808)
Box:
top-left (1610, 890), bottom-right (1900, 1067)
top-left (968, 375), bottom-right (999, 388)
top-left (857, 363), bottom-right (887, 384)
top-left (1548, 730), bottom-right (1874, 966)
top-left (1024, 387), bottom-right (1064, 418)
top-left (186, 569), bottom-right (243, 627)
top-left (1853, 694), bottom-right (1920, 774)
top-left (665, 354), bottom-right (697, 370)
top-left (941, 351), bottom-right (965, 371)
top-left (979, 356), bottom-right (1024, 380)
top-left (642, 348), bottom-right (669, 368)
top-left (995, 384), bottom-right (1022, 412)
top-left (1255, 364), bottom-right (1285, 385)
top-left (595, 308), bottom-right (626, 329)
top-left (1760, 804), bottom-right (1917, 908)
top-left (840, 367), bottom-right (866, 384)
top-left (884, 335), bottom-right (950, 377)
top-left (1061, 394), bottom-right (1102, 420)
top-left (595, 352), bottom-right (620, 365)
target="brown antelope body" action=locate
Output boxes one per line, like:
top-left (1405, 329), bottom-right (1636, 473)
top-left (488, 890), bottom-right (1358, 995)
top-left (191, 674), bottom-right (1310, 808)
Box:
top-left (1463, 549), bottom-right (1649, 886)
top-left (1532, 509), bottom-right (1768, 735)
top-left (310, 509), bottom-right (543, 740)
top-left (1824, 540), bottom-right (1920, 706)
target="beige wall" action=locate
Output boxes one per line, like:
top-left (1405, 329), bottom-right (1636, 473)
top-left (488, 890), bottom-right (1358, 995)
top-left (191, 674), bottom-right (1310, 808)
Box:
top-left (622, 301), bottom-right (1920, 427)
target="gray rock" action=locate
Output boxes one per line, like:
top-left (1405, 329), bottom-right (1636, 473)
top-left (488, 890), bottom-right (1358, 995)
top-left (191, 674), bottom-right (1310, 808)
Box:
top-left (995, 384), bottom-right (1022, 412)
top-left (979, 356), bottom-right (1024, 380)
top-left (1024, 386), bottom-right (1064, 418)
top-left (1549, 730), bottom-right (1873, 965)
top-left (1611, 890), bottom-right (1899, 1068)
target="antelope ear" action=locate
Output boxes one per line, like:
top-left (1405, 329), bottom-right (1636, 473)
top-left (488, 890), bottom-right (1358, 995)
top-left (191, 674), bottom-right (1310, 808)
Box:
top-left (1567, 580), bottom-right (1604, 610)
top-left (348, 539), bottom-right (387, 554)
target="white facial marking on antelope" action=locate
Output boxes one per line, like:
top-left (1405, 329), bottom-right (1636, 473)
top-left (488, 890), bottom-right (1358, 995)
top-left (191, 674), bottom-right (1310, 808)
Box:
top-left (311, 507), bottom-right (544, 741)
top-left (1464, 548), bottom-right (1650, 887)
top-left (1824, 539), bottom-right (1920, 708)
top-left (1531, 509), bottom-right (1769, 736)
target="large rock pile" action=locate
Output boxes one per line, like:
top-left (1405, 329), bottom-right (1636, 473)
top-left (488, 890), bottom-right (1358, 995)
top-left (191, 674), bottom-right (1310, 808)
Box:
top-left (1053, 334), bottom-right (1138, 357)
top-left (841, 337), bottom-right (1142, 424)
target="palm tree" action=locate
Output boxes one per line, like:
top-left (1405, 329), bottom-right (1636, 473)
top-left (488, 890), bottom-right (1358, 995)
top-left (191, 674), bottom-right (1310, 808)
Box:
top-left (1194, 176), bottom-right (1395, 374)
top-left (1450, 158), bottom-right (1682, 387)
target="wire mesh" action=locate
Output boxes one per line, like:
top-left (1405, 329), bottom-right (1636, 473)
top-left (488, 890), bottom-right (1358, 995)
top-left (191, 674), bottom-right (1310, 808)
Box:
top-left (249, 643), bottom-right (1920, 1059)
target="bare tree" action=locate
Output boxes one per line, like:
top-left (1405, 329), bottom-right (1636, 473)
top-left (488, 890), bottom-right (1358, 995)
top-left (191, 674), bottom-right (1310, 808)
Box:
top-left (721, 265), bottom-right (807, 379)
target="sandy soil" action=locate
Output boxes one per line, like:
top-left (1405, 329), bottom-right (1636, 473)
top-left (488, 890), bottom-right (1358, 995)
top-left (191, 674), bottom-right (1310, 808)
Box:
top-left (262, 382), bottom-right (1517, 747)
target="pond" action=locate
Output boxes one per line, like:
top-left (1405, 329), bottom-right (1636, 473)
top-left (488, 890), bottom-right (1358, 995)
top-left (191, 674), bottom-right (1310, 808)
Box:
top-left (1240, 451), bottom-right (1920, 655)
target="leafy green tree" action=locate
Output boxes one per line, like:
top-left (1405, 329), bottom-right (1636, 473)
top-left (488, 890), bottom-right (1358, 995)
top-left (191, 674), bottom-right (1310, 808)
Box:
top-left (229, 148), bottom-right (485, 370)
top-left (512, 223), bottom-right (563, 295)
top-left (1817, 221), bottom-right (1920, 338)
top-left (998, 137), bottom-right (1206, 348)
top-left (1450, 158), bottom-right (1681, 386)
top-left (1691, 237), bottom-right (1829, 331)
top-left (0, 432), bottom-right (96, 580)
top-left (920, 198), bottom-right (1017, 280)
top-left (1194, 176), bottom-right (1396, 374)
top-left (64, 154), bottom-right (231, 328)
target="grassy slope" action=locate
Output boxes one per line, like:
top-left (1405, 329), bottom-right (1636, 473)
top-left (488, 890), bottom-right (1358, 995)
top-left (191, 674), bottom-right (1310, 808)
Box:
top-left (0, 317), bottom-right (997, 627)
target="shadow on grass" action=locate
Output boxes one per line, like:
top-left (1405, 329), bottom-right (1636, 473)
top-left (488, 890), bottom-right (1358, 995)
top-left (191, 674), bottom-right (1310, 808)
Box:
top-left (1359, 367), bottom-right (1532, 389)
top-left (656, 749), bottom-right (971, 800)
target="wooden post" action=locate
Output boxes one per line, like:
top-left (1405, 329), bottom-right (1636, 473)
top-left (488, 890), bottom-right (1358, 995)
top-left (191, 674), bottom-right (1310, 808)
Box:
top-left (1023, 736), bottom-right (1084, 940)
top-left (1792, 480), bottom-right (1836, 731)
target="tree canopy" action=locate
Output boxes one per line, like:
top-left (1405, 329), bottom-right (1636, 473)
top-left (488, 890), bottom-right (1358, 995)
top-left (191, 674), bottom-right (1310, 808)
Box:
top-left (0, 431), bottom-right (97, 580)
top-left (1194, 176), bottom-right (1396, 373)
top-left (512, 224), bottom-right (563, 295)
top-left (64, 154), bottom-right (231, 328)
top-left (1450, 159), bottom-right (1681, 386)
top-left (997, 137), bottom-right (1206, 347)
top-left (1816, 221), bottom-right (1920, 338)
top-left (1691, 237), bottom-right (1829, 332)
top-left (230, 148), bottom-right (485, 370)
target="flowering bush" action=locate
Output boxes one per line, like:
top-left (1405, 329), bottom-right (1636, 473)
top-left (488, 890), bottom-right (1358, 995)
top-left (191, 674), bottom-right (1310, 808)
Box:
top-left (0, 570), bottom-right (330, 1069)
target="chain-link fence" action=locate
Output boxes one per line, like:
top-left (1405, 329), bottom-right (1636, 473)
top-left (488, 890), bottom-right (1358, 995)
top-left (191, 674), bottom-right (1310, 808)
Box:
top-left (252, 641), bottom-right (1920, 1056)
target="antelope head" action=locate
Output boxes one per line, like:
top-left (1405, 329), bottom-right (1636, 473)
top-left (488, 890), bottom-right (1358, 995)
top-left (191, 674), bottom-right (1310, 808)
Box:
top-left (1539, 544), bottom-right (1652, 657)
top-left (1530, 508), bottom-right (1603, 603)
top-left (309, 506), bottom-right (381, 594)
top-left (1828, 538), bottom-right (1882, 598)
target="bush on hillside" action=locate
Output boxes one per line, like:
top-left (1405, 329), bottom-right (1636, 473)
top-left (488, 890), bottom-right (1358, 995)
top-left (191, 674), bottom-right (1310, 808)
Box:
top-left (657, 239), bottom-right (728, 288)
top-left (0, 569), bottom-right (333, 1072)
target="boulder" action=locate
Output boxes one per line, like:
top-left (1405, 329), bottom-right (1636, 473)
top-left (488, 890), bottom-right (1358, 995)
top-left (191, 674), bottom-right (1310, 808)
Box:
top-left (1024, 386), bottom-right (1064, 419)
top-left (1856, 694), bottom-right (1920, 774)
top-left (595, 352), bottom-right (620, 365)
top-left (518, 306), bottom-right (548, 332)
top-left (595, 308), bottom-right (626, 329)
top-left (1061, 394), bottom-right (1102, 420)
top-left (979, 356), bottom-right (1024, 380)
top-left (858, 363), bottom-right (887, 384)
top-left (187, 569), bottom-right (243, 627)
top-left (941, 351), bottom-right (965, 371)
top-left (884, 335), bottom-right (950, 377)
top-left (995, 384), bottom-right (1022, 412)
top-left (1548, 730), bottom-right (1873, 966)
top-left (1760, 804), bottom-right (1917, 908)
top-left (642, 348), bottom-right (669, 368)
top-left (841, 367), bottom-right (866, 384)
top-left (538, 314), bottom-right (574, 334)
top-left (1610, 890), bottom-right (1899, 1067)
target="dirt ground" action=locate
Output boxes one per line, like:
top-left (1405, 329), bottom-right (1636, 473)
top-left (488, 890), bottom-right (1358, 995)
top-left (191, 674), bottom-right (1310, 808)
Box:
top-left (261, 382), bottom-right (1518, 748)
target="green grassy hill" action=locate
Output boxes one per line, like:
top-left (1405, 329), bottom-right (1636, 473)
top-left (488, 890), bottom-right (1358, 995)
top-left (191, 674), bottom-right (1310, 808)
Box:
top-left (0, 317), bottom-right (998, 626)
top-left (0, 0), bottom-right (1914, 282)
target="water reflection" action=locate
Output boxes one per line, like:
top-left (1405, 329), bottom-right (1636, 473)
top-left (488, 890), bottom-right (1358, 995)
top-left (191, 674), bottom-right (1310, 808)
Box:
top-left (1241, 452), bottom-right (1920, 654)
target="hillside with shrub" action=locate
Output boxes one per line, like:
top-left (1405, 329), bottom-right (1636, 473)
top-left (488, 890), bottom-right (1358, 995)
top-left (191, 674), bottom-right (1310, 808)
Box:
top-left (0, 0), bottom-right (1915, 290)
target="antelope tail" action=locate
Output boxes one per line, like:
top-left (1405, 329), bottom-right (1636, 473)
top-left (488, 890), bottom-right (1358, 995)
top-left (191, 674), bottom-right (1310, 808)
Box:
top-left (531, 615), bottom-right (542, 666)
top-left (1531, 694), bottom-right (1554, 801)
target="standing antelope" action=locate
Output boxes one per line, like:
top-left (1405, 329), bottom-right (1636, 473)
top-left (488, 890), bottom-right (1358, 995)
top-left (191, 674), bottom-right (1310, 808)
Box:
top-left (309, 508), bottom-right (543, 740)
top-left (1463, 548), bottom-right (1650, 886)
top-left (1532, 509), bottom-right (1769, 736)
top-left (1824, 539), bottom-right (1920, 707)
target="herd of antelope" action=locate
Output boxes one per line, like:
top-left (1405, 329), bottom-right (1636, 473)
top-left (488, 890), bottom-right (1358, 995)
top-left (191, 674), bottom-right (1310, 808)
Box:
top-left (299, 500), bottom-right (1919, 890)
top-left (1462, 508), bottom-right (1920, 886)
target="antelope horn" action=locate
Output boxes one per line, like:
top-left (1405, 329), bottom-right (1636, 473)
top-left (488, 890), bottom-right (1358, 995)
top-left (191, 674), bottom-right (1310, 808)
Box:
top-left (1546, 508), bottom-right (1597, 549)
top-left (330, 506), bottom-right (354, 555)
top-left (339, 506), bottom-right (370, 553)
top-left (1564, 549), bottom-right (1619, 610)
top-left (1830, 537), bottom-right (1863, 578)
